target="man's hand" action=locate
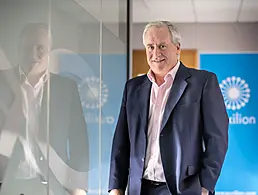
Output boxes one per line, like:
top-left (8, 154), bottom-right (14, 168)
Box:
top-left (202, 187), bottom-right (209, 195)
top-left (70, 189), bottom-right (86, 195)
top-left (109, 189), bottom-right (124, 195)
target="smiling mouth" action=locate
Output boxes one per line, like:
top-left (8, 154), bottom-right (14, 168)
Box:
top-left (153, 59), bottom-right (165, 63)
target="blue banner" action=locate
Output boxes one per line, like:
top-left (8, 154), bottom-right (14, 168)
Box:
top-left (200, 53), bottom-right (258, 195)
top-left (58, 53), bottom-right (127, 195)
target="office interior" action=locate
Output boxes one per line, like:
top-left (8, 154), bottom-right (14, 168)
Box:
top-left (0, 0), bottom-right (257, 194)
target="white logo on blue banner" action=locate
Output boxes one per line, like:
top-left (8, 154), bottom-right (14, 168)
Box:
top-left (200, 53), bottom-right (258, 195)
top-left (219, 76), bottom-right (250, 110)
top-left (57, 52), bottom-right (127, 195)
top-left (219, 76), bottom-right (255, 125)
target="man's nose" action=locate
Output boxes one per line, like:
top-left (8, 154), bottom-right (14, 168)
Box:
top-left (152, 47), bottom-right (161, 58)
top-left (33, 47), bottom-right (43, 60)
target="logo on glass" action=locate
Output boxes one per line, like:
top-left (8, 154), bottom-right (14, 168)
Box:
top-left (78, 77), bottom-right (108, 109)
top-left (78, 76), bottom-right (115, 124)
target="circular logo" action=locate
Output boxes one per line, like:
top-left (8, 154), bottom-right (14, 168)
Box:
top-left (219, 76), bottom-right (250, 110)
top-left (78, 77), bottom-right (108, 109)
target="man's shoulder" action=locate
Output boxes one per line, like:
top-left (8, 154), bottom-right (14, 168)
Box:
top-left (125, 74), bottom-right (148, 87)
top-left (0, 67), bottom-right (16, 74)
top-left (0, 67), bottom-right (18, 83)
top-left (50, 73), bottom-right (77, 88)
top-left (185, 66), bottom-right (217, 81)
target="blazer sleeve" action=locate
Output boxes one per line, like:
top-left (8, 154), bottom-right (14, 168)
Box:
top-left (108, 82), bottom-right (130, 192)
top-left (200, 72), bottom-right (229, 192)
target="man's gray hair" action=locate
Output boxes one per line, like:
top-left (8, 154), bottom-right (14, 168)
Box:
top-left (142, 20), bottom-right (182, 46)
top-left (19, 22), bottom-right (52, 48)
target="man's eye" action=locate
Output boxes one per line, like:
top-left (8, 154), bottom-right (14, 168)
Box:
top-left (37, 46), bottom-right (45, 52)
top-left (160, 45), bottom-right (166, 49)
top-left (148, 46), bottom-right (154, 50)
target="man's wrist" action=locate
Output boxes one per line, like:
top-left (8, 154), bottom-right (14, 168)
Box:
top-left (202, 187), bottom-right (209, 195)
top-left (109, 189), bottom-right (124, 195)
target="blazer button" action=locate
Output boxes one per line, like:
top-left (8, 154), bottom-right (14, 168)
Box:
top-left (141, 157), bottom-right (145, 162)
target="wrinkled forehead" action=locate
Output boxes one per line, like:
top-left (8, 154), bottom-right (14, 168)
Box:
top-left (144, 26), bottom-right (172, 45)
top-left (20, 26), bottom-right (51, 46)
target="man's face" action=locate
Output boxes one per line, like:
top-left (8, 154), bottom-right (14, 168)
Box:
top-left (144, 26), bottom-right (180, 77)
top-left (19, 27), bottom-right (50, 73)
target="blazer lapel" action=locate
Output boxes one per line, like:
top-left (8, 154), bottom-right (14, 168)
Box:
top-left (160, 63), bottom-right (191, 132)
top-left (39, 77), bottom-right (50, 141)
top-left (137, 77), bottom-right (152, 135)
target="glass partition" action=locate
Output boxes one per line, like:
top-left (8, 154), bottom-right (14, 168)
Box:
top-left (0, 0), bottom-right (129, 194)
top-left (0, 1), bottom-right (51, 194)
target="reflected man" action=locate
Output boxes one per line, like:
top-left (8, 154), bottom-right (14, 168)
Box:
top-left (0, 23), bottom-right (89, 195)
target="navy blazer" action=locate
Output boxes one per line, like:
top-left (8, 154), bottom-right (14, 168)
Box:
top-left (109, 63), bottom-right (229, 195)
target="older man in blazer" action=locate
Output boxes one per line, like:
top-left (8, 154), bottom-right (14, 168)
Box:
top-left (108, 21), bottom-right (228, 195)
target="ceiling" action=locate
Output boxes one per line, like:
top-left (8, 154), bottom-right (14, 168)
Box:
top-left (133, 0), bottom-right (258, 23)
top-left (71, 0), bottom-right (258, 23)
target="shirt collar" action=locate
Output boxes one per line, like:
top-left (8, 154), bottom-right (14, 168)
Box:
top-left (18, 66), bottom-right (26, 83)
top-left (18, 65), bottom-right (49, 85)
top-left (147, 60), bottom-right (180, 84)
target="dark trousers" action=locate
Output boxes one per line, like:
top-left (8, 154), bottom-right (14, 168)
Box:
top-left (140, 178), bottom-right (215, 195)
top-left (140, 179), bottom-right (171, 195)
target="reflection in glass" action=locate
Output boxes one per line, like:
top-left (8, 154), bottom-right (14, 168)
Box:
top-left (0, 22), bottom-right (89, 195)
top-left (0, 0), bottom-right (129, 194)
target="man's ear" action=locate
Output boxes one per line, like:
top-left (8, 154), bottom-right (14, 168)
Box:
top-left (176, 43), bottom-right (181, 51)
top-left (176, 44), bottom-right (181, 57)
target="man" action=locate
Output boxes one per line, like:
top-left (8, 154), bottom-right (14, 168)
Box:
top-left (108, 21), bottom-right (229, 195)
top-left (0, 23), bottom-right (88, 195)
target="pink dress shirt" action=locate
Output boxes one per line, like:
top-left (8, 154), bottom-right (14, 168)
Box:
top-left (143, 61), bottom-right (180, 182)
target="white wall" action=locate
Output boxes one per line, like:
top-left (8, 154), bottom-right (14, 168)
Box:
top-left (132, 22), bottom-right (258, 52)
